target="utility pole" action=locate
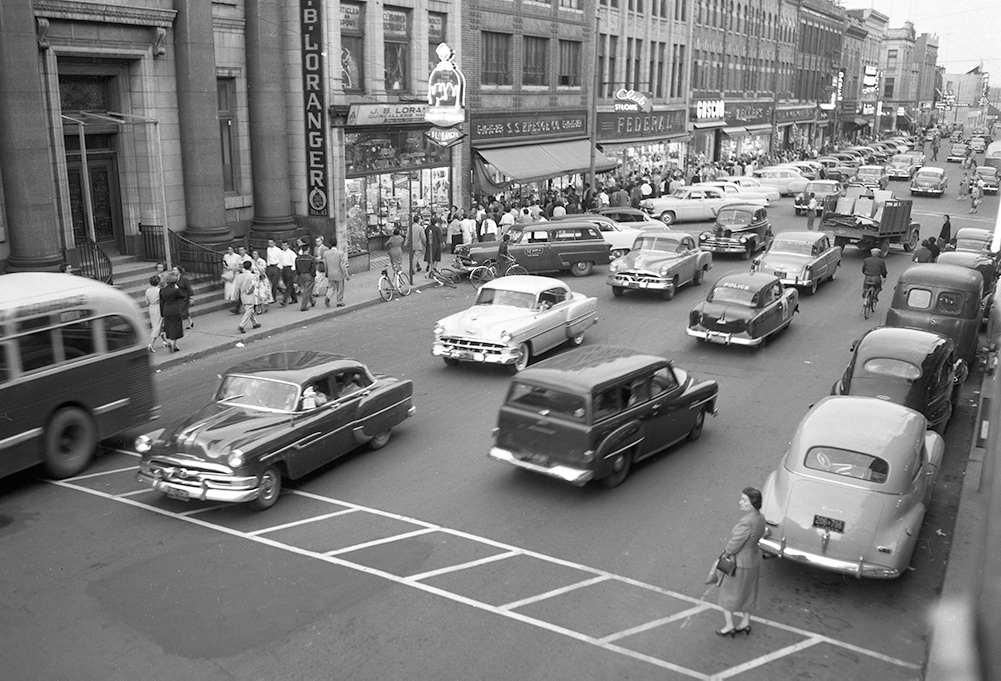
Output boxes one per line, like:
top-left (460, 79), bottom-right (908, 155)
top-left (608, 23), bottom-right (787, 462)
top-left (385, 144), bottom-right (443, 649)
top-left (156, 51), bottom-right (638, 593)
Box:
top-left (771, 0), bottom-right (782, 155)
top-left (588, 11), bottom-right (600, 189)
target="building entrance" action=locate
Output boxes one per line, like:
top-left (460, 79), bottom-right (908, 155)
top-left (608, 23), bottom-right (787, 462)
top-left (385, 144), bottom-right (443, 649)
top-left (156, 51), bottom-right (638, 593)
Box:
top-left (67, 153), bottom-right (124, 251)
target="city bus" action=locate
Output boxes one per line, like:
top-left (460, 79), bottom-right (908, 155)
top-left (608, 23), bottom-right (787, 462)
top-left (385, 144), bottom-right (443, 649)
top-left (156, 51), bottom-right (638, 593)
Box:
top-left (984, 140), bottom-right (1001, 171)
top-left (0, 273), bottom-right (158, 479)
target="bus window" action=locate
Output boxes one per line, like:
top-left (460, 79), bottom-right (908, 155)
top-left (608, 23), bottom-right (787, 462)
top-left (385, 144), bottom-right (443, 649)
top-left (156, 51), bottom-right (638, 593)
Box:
top-left (104, 315), bottom-right (139, 351)
top-left (0, 344), bottom-right (8, 383)
top-left (61, 320), bottom-right (97, 360)
top-left (17, 329), bottom-right (57, 372)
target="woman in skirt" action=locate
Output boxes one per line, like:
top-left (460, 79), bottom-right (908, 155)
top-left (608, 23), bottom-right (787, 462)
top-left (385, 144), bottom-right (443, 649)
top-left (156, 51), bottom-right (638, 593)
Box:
top-left (159, 272), bottom-right (186, 353)
top-left (716, 487), bottom-right (767, 637)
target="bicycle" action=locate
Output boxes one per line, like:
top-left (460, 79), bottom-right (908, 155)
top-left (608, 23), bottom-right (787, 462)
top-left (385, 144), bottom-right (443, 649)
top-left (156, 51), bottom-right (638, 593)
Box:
top-left (378, 265), bottom-right (412, 301)
top-left (469, 257), bottom-right (528, 288)
top-left (428, 265), bottom-right (460, 288)
top-left (862, 283), bottom-right (878, 319)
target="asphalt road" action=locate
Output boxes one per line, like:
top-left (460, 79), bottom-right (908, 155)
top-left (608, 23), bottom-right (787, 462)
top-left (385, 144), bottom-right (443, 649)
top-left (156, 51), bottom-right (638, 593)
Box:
top-left (1, 157), bottom-right (996, 680)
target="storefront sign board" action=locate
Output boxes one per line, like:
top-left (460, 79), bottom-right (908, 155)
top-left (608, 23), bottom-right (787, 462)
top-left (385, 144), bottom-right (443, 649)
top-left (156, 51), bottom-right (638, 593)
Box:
top-left (301, 0), bottom-right (327, 216)
top-left (596, 109), bottom-right (687, 141)
top-left (470, 111), bottom-right (587, 143)
top-left (425, 43), bottom-right (466, 128)
top-left (347, 103), bottom-right (429, 126)
top-left (425, 127), bottom-right (465, 148)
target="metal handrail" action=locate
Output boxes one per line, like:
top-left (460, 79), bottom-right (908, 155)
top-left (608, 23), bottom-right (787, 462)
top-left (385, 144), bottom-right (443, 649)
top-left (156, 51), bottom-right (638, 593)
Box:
top-left (138, 223), bottom-right (223, 280)
top-left (72, 236), bottom-right (113, 284)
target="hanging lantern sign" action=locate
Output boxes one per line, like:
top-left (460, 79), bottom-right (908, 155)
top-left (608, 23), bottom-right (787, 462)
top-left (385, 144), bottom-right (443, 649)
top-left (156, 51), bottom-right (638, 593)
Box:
top-left (425, 42), bottom-right (466, 128)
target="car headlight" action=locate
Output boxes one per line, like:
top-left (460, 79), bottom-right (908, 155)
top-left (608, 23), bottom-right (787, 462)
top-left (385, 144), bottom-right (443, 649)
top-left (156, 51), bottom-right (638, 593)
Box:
top-left (433, 323), bottom-right (444, 336)
top-left (659, 266), bottom-right (671, 277)
top-left (610, 261), bottom-right (620, 272)
top-left (135, 434), bottom-right (153, 454)
top-left (501, 331), bottom-right (512, 342)
top-left (699, 232), bottom-right (708, 241)
top-left (227, 449), bottom-right (245, 468)
top-left (739, 236), bottom-right (747, 243)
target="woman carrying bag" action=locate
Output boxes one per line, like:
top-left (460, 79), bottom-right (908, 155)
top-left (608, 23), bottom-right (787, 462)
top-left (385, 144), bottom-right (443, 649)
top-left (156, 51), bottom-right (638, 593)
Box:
top-left (707, 487), bottom-right (766, 637)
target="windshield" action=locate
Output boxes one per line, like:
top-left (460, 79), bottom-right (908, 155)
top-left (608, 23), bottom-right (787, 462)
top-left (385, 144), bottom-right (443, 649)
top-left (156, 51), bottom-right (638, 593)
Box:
top-left (890, 155), bottom-right (911, 165)
top-left (857, 168), bottom-right (880, 178)
top-left (804, 446), bottom-right (889, 484)
top-left (806, 182), bottom-right (836, 193)
top-left (475, 288), bottom-right (537, 309)
top-left (715, 209), bottom-right (754, 226)
top-left (216, 375), bottom-right (299, 412)
top-left (977, 168), bottom-right (998, 179)
top-left (506, 382), bottom-right (586, 421)
top-left (709, 281), bottom-right (756, 305)
top-left (770, 239), bottom-right (814, 255)
top-left (633, 235), bottom-right (683, 252)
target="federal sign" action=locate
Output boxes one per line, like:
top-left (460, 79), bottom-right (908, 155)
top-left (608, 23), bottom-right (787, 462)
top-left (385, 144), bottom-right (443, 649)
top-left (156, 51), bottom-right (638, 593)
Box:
top-left (425, 127), bottom-right (465, 149)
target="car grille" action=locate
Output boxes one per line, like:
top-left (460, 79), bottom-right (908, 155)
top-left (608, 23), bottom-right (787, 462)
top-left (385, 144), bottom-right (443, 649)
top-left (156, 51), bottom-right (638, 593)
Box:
top-left (439, 337), bottom-right (507, 355)
top-left (613, 271), bottom-right (665, 285)
top-left (702, 235), bottom-right (743, 248)
top-left (143, 458), bottom-right (242, 488)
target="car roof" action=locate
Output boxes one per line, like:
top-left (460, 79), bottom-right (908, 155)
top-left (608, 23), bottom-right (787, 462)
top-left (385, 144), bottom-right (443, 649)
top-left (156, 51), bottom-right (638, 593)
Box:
top-left (716, 202), bottom-right (763, 211)
top-left (597, 207), bottom-right (646, 215)
top-left (937, 251), bottom-right (994, 268)
top-left (482, 274), bottom-right (568, 294)
top-left (897, 263), bottom-right (984, 288)
top-left (856, 326), bottom-right (952, 362)
top-left (225, 351), bottom-right (363, 384)
top-left (508, 221), bottom-right (598, 233)
top-left (976, 166), bottom-right (998, 175)
top-left (858, 165), bottom-right (883, 171)
top-left (637, 229), bottom-right (679, 239)
top-left (517, 346), bottom-right (668, 393)
top-left (955, 227), bottom-right (993, 239)
top-left (713, 271), bottom-right (778, 290)
top-left (916, 166), bottom-right (944, 173)
top-left (773, 230), bottom-right (826, 244)
top-left (555, 212), bottom-right (616, 225)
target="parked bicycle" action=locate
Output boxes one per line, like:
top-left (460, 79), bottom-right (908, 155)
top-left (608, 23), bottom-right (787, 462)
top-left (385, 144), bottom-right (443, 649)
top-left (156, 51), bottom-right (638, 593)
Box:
top-left (469, 255), bottom-right (528, 288)
top-left (378, 265), bottom-right (412, 301)
top-left (428, 265), bottom-right (460, 288)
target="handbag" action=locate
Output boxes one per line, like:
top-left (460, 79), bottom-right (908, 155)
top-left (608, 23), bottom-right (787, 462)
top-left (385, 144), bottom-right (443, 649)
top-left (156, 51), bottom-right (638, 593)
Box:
top-left (716, 552), bottom-right (737, 577)
top-left (221, 269), bottom-right (235, 282)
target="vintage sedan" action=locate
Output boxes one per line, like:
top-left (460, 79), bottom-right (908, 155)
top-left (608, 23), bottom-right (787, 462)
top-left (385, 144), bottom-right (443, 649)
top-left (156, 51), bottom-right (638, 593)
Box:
top-left (642, 186), bottom-right (764, 225)
top-left (698, 203), bottom-right (772, 259)
top-left (722, 176), bottom-right (782, 202)
top-left (488, 346), bottom-right (719, 488)
top-left (754, 231), bottom-right (842, 295)
top-left (758, 396), bottom-right (944, 579)
top-left (432, 275), bottom-right (597, 372)
top-left (887, 153), bottom-right (921, 180)
top-left (938, 250), bottom-right (998, 320)
top-left (134, 351), bottom-right (415, 511)
top-left (832, 327), bottom-right (964, 433)
top-left (594, 207), bottom-right (672, 231)
top-left (692, 181), bottom-right (773, 205)
top-left (794, 180), bottom-right (843, 215)
top-left (553, 213), bottom-right (644, 259)
top-left (953, 227), bottom-right (996, 256)
top-left (457, 221), bottom-right (611, 277)
top-left (607, 231), bottom-right (712, 300)
top-left (753, 166), bottom-right (809, 196)
top-left (947, 143), bottom-right (969, 162)
top-left (687, 271), bottom-right (799, 347)
top-left (910, 167), bottom-right (948, 196)
top-left (974, 166), bottom-right (999, 194)
top-left (851, 165), bottom-right (890, 191)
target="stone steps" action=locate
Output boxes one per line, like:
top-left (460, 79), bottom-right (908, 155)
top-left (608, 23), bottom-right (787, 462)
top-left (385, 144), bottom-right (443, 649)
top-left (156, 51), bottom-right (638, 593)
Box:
top-left (109, 254), bottom-right (227, 320)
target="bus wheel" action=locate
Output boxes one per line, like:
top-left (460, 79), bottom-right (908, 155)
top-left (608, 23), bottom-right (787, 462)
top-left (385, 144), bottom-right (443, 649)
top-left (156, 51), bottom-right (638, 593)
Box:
top-left (43, 407), bottom-right (96, 479)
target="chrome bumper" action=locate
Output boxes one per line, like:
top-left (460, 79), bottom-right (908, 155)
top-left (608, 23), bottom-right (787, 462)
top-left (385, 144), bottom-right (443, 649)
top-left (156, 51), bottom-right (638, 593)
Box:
top-left (488, 447), bottom-right (594, 486)
top-left (606, 274), bottom-right (672, 291)
top-left (702, 243), bottom-right (749, 254)
top-left (432, 341), bottom-right (518, 365)
top-left (758, 536), bottom-right (900, 579)
top-left (136, 468), bottom-right (260, 503)
top-left (686, 327), bottom-right (760, 346)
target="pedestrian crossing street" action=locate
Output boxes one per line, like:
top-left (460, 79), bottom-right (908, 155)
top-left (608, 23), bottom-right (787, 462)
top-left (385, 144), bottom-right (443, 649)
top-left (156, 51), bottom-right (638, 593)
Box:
top-left (54, 452), bottom-right (922, 680)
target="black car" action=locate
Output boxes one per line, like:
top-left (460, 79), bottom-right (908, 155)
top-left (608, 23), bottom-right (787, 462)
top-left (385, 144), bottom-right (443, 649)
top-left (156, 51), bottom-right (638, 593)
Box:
top-left (832, 327), bottom-right (965, 433)
top-left (698, 203), bottom-right (772, 259)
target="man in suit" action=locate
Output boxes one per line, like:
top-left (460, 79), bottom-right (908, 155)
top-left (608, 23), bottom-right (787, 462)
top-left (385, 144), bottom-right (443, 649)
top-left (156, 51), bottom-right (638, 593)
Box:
top-left (322, 241), bottom-right (350, 307)
top-left (234, 261), bottom-right (261, 333)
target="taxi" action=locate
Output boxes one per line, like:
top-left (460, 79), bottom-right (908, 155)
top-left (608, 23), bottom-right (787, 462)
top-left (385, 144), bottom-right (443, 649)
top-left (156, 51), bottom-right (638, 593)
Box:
top-left (687, 271), bottom-right (799, 347)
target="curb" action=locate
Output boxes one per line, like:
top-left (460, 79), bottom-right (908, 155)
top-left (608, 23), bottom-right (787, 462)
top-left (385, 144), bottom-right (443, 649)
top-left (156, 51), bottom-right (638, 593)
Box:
top-left (152, 281), bottom-right (442, 371)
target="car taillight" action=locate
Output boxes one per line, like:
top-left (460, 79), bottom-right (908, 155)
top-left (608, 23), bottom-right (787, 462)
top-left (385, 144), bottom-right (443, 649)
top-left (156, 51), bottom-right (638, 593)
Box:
top-left (689, 310), bottom-right (702, 326)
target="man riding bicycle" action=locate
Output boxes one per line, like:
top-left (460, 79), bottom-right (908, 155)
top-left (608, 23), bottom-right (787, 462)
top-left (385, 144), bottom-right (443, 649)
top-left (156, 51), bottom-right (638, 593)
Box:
top-left (862, 247), bottom-right (888, 304)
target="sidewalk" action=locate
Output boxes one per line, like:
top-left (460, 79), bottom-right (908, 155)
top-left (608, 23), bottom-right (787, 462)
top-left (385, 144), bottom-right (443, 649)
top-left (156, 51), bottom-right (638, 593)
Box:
top-left (149, 252), bottom-right (441, 370)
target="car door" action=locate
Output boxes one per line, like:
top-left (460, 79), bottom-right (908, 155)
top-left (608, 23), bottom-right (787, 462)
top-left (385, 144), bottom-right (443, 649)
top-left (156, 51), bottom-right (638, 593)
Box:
top-left (532, 287), bottom-right (570, 352)
top-left (752, 282), bottom-right (788, 337)
top-left (283, 374), bottom-right (356, 479)
top-left (701, 188), bottom-right (726, 219)
top-left (634, 366), bottom-right (691, 458)
top-left (675, 235), bottom-right (697, 283)
top-left (676, 189), bottom-right (701, 220)
top-left (513, 229), bottom-right (554, 271)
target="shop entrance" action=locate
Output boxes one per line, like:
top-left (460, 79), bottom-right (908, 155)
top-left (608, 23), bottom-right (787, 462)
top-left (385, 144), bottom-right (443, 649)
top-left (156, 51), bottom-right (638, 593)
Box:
top-left (67, 151), bottom-right (124, 251)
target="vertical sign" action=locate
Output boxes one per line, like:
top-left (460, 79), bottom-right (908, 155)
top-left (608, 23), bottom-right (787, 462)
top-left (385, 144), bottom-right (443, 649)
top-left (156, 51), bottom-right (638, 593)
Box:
top-left (301, 0), bottom-right (328, 216)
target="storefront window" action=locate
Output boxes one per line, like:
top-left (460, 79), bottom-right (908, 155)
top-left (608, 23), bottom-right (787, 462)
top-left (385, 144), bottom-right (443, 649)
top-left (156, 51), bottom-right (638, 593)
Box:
top-left (344, 129), bottom-right (450, 176)
top-left (384, 7), bottom-right (410, 92)
top-left (341, 3), bottom-right (364, 91)
top-left (345, 169), bottom-right (450, 255)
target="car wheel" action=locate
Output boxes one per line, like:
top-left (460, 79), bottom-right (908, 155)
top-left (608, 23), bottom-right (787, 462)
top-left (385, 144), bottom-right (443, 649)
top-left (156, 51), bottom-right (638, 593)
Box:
top-left (570, 332), bottom-right (585, 346)
top-left (904, 229), bottom-right (919, 252)
top-left (687, 409), bottom-right (707, 442)
top-left (660, 211), bottom-right (676, 225)
top-left (43, 406), bottom-right (96, 479)
top-left (662, 278), bottom-right (677, 300)
top-left (511, 342), bottom-right (531, 373)
top-left (693, 267), bottom-right (705, 285)
top-left (248, 465), bottom-right (282, 511)
top-left (829, 263), bottom-right (838, 281)
top-left (443, 357), bottom-right (459, 366)
top-left (612, 286), bottom-right (624, 297)
top-left (741, 244), bottom-right (752, 260)
top-left (369, 429), bottom-right (392, 450)
top-left (601, 448), bottom-right (633, 488)
top-left (571, 261), bottom-right (594, 277)
top-left (807, 279), bottom-right (818, 295)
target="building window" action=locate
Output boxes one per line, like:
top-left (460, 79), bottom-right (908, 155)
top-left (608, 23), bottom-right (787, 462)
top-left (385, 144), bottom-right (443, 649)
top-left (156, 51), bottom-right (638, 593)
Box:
top-left (384, 7), bottom-right (410, 92)
top-left (559, 0), bottom-right (583, 8)
top-left (217, 78), bottom-right (238, 193)
top-left (886, 49), bottom-right (897, 69)
top-left (523, 37), bottom-right (548, 86)
top-left (884, 77), bottom-right (895, 99)
top-left (341, 2), bottom-right (365, 91)
top-left (558, 40), bottom-right (582, 87)
top-left (483, 32), bottom-right (512, 86)
top-left (428, 12), bottom-right (446, 77)
top-left (606, 35), bottom-right (618, 97)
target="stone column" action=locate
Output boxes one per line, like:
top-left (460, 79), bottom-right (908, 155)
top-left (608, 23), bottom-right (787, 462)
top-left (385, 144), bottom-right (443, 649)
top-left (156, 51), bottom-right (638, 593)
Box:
top-left (172, 0), bottom-right (231, 245)
top-left (0, 3), bottom-right (63, 272)
top-left (246, 0), bottom-right (296, 242)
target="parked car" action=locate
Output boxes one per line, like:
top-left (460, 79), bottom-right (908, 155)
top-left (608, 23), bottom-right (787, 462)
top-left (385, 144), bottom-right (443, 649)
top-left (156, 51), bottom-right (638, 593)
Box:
top-left (457, 221), bottom-right (611, 277)
top-left (758, 395), bottom-right (944, 579)
top-left (974, 166), bottom-right (999, 194)
top-left (947, 144), bottom-right (969, 162)
top-left (134, 351), bottom-right (415, 511)
top-left (794, 180), bottom-right (843, 214)
top-left (692, 181), bottom-right (773, 205)
top-left (822, 165), bottom-right (856, 186)
top-left (777, 162), bottom-right (819, 180)
top-left (432, 275), bottom-right (597, 372)
top-left (851, 165), bottom-right (890, 191)
top-left (910, 167), bottom-right (948, 196)
top-left (488, 346), bottom-right (719, 487)
top-left (594, 207), bottom-right (672, 231)
top-left (642, 186), bottom-right (763, 225)
top-left (832, 327), bottom-right (965, 433)
top-left (687, 271), bottom-right (799, 347)
top-left (969, 136), bottom-right (988, 153)
top-left (721, 176), bottom-right (782, 202)
top-left (607, 231), bottom-right (712, 300)
top-left (699, 203), bottom-right (772, 260)
top-left (887, 154), bottom-right (921, 180)
top-left (753, 231), bottom-right (841, 295)
top-left (828, 152), bottom-right (861, 169)
top-left (937, 250), bottom-right (998, 316)
top-left (752, 166), bottom-right (809, 196)
top-left (886, 264), bottom-right (984, 365)
top-left (953, 227), bottom-right (996, 257)
top-left (553, 213), bottom-right (644, 260)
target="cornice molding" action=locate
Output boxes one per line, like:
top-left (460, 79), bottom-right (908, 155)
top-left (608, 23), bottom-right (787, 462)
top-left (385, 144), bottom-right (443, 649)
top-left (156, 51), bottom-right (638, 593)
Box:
top-left (33, 0), bottom-right (176, 29)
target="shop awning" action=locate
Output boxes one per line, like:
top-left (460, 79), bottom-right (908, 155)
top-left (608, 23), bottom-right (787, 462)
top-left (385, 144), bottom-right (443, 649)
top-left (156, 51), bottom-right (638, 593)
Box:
top-left (692, 121), bottom-right (727, 129)
top-left (852, 117), bottom-right (871, 126)
top-left (722, 126), bottom-right (747, 135)
top-left (476, 140), bottom-right (617, 183)
top-left (744, 124), bottom-right (773, 132)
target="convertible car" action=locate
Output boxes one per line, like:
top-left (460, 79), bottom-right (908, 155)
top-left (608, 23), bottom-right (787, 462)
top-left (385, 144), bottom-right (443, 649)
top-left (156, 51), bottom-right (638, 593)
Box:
top-left (432, 275), bottom-right (597, 372)
top-left (135, 351), bottom-right (414, 511)
top-left (687, 271), bottom-right (799, 347)
top-left (831, 327), bottom-right (964, 433)
top-left (759, 396), bottom-right (944, 579)
top-left (607, 231), bottom-right (712, 300)
top-left (754, 231), bottom-right (841, 295)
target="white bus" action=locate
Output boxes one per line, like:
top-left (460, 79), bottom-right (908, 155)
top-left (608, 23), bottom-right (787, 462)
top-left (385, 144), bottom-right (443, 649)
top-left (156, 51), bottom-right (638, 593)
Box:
top-left (0, 273), bottom-right (158, 479)
top-left (984, 140), bottom-right (1001, 171)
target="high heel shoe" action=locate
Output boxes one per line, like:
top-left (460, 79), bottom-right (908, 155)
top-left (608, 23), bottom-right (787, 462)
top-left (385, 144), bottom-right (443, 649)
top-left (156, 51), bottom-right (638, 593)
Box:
top-left (715, 628), bottom-right (737, 637)
top-left (734, 625), bottom-right (752, 636)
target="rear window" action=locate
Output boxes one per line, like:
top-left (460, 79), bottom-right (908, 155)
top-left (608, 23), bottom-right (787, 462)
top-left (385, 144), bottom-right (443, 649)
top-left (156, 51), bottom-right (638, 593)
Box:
top-left (804, 446), bottom-right (889, 484)
top-left (506, 382), bottom-right (586, 421)
top-left (861, 358), bottom-right (921, 380)
top-left (708, 282), bottom-right (757, 305)
top-left (905, 288), bottom-right (933, 309)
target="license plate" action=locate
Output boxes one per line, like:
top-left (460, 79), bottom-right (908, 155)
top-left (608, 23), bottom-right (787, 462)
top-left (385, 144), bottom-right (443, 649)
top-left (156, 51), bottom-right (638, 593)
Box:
top-left (773, 271), bottom-right (786, 278)
top-left (813, 514), bottom-right (845, 533)
top-left (627, 282), bottom-right (639, 288)
top-left (166, 487), bottom-right (190, 500)
top-left (451, 350), bottom-right (473, 360)
top-left (518, 452), bottom-right (550, 467)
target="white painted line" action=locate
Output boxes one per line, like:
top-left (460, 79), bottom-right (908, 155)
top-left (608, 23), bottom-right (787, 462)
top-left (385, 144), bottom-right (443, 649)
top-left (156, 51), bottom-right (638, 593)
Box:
top-left (64, 465), bottom-right (139, 481)
top-left (48, 479), bottom-right (921, 674)
top-left (117, 488), bottom-right (158, 498)
top-left (406, 550), bottom-right (520, 582)
top-left (247, 507), bottom-right (359, 536)
top-left (291, 489), bottom-right (440, 528)
top-left (600, 604), bottom-right (712, 644)
top-left (980, 419), bottom-right (990, 440)
top-left (325, 527), bottom-right (439, 557)
top-left (178, 503), bottom-right (229, 516)
top-left (499, 575), bottom-right (611, 611)
top-left (716, 637), bottom-right (823, 678)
